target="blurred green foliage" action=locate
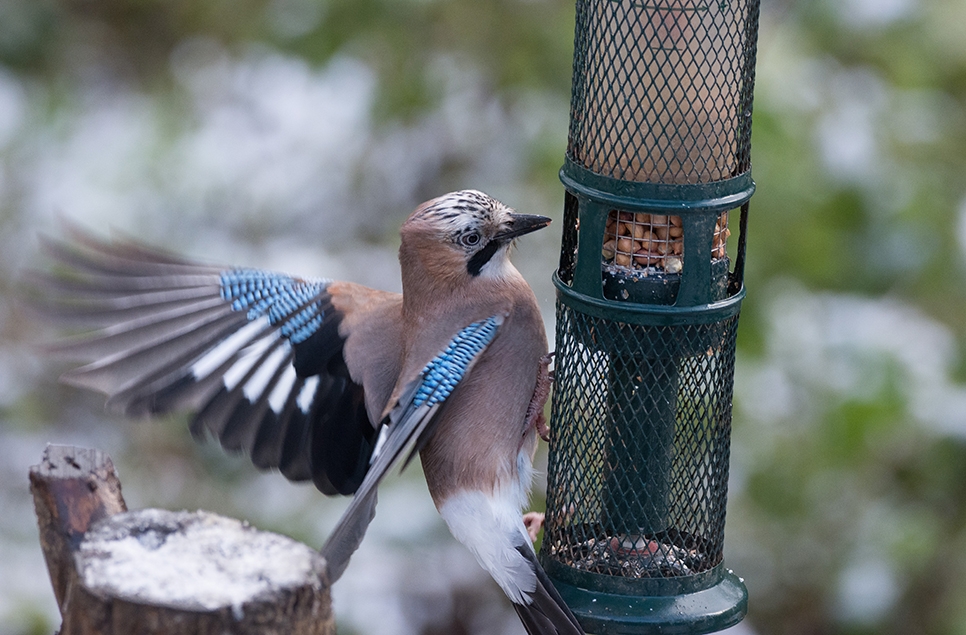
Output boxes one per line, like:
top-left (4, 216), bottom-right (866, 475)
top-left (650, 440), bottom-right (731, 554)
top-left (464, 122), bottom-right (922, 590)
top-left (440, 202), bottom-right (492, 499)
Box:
top-left (2, 0), bottom-right (966, 634)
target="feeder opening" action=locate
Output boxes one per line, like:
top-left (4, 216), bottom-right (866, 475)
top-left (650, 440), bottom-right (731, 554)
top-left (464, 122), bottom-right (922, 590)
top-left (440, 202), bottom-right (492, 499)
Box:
top-left (601, 210), bottom-right (731, 275)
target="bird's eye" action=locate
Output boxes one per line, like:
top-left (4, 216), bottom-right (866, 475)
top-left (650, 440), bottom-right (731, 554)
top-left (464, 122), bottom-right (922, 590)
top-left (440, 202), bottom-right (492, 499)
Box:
top-left (460, 232), bottom-right (481, 247)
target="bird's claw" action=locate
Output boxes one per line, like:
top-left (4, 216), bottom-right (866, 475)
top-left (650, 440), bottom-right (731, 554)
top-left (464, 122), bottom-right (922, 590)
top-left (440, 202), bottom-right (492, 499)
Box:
top-left (523, 511), bottom-right (545, 543)
top-left (525, 352), bottom-right (555, 441)
top-left (535, 412), bottom-right (551, 442)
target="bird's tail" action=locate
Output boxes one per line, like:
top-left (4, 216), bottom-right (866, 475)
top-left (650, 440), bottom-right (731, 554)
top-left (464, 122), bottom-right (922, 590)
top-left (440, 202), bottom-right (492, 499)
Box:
top-left (514, 545), bottom-right (584, 635)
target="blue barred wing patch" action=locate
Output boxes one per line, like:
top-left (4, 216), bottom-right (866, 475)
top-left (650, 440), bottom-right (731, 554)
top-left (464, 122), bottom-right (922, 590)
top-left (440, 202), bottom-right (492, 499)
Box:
top-left (220, 269), bottom-right (330, 344)
top-left (413, 315), bottom-right (502, 407)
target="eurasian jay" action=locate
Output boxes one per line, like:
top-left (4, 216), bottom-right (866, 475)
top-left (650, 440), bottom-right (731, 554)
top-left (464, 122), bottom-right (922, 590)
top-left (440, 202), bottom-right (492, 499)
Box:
top-left (37, 190), bottom-right (583, 635)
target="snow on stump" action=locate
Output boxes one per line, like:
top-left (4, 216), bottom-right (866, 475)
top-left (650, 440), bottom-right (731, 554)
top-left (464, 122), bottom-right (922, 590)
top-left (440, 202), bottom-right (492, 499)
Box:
top-left (69, 509), bottom-right (332, 635)
top-left (30, 445), bottom-right (334, 635)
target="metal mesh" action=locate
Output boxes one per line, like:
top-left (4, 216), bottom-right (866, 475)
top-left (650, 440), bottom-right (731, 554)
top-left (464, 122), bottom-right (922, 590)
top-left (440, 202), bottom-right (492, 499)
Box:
top-left (542, 303), bottom-right (739, 578)
top-left (568, 0), bottom-right (759, 184)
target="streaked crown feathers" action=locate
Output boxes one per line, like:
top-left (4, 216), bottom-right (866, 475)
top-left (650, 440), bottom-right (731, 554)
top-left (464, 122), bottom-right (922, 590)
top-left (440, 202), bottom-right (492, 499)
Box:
top-left (409, 189), bottom-right (513, 237)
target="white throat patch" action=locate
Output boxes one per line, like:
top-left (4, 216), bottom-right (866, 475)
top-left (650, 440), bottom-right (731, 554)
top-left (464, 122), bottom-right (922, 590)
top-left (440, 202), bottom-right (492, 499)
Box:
top-left (476, 246), bottom-right (517, 281)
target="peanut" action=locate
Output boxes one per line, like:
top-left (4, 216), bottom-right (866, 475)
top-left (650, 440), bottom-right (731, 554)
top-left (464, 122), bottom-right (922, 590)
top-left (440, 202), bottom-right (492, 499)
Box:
top-left (602, 239), bottom-right (617, 259)
top-left (634, 248), bottom-right (656, 266)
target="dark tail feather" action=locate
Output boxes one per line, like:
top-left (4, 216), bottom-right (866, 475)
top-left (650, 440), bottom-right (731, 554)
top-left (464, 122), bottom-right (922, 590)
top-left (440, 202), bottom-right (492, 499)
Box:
top-left (514, 546), bottom-right (584, 635)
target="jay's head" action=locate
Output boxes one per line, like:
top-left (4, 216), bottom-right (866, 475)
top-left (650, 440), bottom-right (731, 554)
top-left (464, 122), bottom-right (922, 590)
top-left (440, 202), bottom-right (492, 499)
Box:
top-left (401, 190), bottom-right (551, 282)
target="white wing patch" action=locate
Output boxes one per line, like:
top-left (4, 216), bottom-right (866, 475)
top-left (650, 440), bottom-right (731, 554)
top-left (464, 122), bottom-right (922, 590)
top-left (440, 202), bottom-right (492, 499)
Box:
top-left (268, 366), bottom-right (297, 413)
top-left (190, 317), bottom-right (270, 380)
top-left (222, 332), bottom-right (279, 391)
top-left (243, 344), bottom-right (290, 403)
top-left (370, 425), bottom-right (391, 463)
top-left (297, 375), bottom-right (319, 413)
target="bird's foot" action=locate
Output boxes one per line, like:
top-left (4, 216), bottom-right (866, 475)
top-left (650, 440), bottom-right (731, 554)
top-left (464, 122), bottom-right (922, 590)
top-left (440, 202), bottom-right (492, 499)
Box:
top-left (534, 412), bottom-right (551, 443)
top-left (523, 511), bottom-right (545, 543)
top-left (525, 352), bottom-right (554, 442)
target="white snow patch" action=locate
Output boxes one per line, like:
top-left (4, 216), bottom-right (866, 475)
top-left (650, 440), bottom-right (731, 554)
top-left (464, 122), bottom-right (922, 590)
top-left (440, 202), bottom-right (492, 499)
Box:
top-left (79, 509), bottom-right (324, 611)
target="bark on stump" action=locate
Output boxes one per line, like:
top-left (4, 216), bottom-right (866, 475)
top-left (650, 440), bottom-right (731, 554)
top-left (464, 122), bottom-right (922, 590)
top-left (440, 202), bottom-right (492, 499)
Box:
top-left (30, 444), bottom-right (334, 635)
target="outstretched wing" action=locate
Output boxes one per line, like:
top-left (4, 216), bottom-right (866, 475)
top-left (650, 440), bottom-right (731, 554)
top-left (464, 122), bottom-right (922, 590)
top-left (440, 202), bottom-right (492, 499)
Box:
top-left (32, 228), bottom-right (398, 496)
top-left (321, 314), bottom-right (505, 583)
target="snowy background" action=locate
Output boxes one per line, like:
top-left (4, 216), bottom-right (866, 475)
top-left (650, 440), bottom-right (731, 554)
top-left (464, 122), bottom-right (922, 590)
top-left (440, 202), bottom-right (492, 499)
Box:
top-left (1, 0), bottom-right (966, 633)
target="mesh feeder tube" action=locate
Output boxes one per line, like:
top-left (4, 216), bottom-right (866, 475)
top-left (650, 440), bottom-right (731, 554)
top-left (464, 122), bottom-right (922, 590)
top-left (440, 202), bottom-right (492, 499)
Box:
top-left (540, 1), bottom-right (760, 633)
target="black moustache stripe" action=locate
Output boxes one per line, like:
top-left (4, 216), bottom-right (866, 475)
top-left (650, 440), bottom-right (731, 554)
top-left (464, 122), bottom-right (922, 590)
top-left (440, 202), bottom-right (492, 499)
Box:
top-left (466, 241), bottom-right (501, 276)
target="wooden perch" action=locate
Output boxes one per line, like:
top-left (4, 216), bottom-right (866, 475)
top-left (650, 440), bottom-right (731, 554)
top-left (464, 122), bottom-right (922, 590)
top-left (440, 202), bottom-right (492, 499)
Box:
top-left (30, 445), bottom-right (334, 635)
top-left (29, 445), bottom-right (128, 611)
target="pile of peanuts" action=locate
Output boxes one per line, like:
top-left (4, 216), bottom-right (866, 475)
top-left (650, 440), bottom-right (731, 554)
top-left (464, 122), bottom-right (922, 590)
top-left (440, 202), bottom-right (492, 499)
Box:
top-left (601, 210), bottom-right (730, 274)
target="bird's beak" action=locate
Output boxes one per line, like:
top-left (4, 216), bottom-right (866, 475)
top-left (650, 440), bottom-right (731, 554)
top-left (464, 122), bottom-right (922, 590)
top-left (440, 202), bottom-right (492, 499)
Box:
top-left (494, 214), bottom-right (552, 242)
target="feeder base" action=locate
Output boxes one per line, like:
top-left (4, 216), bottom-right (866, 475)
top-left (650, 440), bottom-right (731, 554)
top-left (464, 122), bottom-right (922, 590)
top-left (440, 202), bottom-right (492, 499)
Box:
top-left (551, 570), bottom-right (747, 635)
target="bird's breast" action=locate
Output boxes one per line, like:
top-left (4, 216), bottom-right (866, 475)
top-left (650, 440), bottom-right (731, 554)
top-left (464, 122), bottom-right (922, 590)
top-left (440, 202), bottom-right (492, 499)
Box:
top-left (418, 304), bottom-right (546, 505)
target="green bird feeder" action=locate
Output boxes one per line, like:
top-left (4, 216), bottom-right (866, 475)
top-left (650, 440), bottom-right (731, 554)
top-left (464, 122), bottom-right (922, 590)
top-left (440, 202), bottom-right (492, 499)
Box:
top-left (540, 1), bottom-right (760, 633)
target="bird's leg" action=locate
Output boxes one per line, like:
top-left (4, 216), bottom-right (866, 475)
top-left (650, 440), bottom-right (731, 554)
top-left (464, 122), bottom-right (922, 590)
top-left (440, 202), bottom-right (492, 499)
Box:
top-left (525, 352), bottom-right (554, 442)
top-left (522, 353), bottom-right (553, 543)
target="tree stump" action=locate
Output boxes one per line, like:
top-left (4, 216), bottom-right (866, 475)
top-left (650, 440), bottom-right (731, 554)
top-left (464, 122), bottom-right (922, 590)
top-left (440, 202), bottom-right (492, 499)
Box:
top-left (30, 445), bottom-right (334, 635)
